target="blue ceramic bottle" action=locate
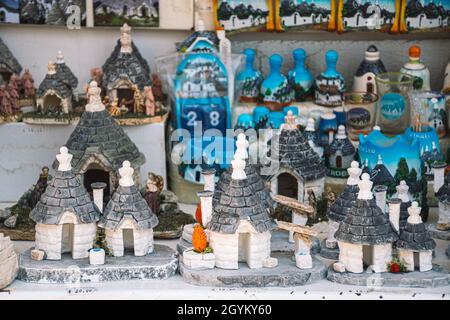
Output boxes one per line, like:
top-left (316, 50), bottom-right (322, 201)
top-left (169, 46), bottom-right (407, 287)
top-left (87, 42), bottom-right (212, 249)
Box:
top-left (237, 48), bottom-right (263, 103)
top-left (288, 48), bottom-right (314, 102)
top-left (260, 54), bottom-right (293, 111)
top-left (315, 50), bottom-right (345, 107)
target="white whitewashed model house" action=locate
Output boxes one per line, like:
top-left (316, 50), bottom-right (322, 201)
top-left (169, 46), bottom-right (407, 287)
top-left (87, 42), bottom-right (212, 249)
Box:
top-left (396, 202), bottom-right (436, 272)
top-left (334, 173), bottom-right (398, 273)
top-left (206, 139), bottom-right (278, 270)
top-left (30, 147), bottom-right (100, 260)
top-left (98, 161), bottom-right (159, 257)
top-left (433, 164), bottom-right (450, 231)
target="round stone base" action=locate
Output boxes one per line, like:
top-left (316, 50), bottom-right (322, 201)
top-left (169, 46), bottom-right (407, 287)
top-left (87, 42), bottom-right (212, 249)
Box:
top-left (179, 253), bottom-right (327, 287)
top-left (17, 244), bottom-right (178, 284)
top-left (327, 265), bottom-right (450, 288)
top-left (319, 240), bottom-right (340, 260)
top-left (428, 224), bottom-right (450, 240)
top-left (176, 230), bottom-right (321, 255)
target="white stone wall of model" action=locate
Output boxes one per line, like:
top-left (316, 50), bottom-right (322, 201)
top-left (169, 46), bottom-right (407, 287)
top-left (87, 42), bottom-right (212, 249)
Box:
top-left (30, 147), bottom-right (99, 260)
top-left (0, 233), bottom-right (18, 290)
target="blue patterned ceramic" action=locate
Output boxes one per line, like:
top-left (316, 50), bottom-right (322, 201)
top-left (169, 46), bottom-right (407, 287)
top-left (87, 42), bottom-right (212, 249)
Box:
top-left (288, 48), bottom-right (314, 102)
top-left (319, 112), bottom-right (338, 146)
top-left (333, 106), bottom-right (347, 127)
top-left (235, 113), bottom-right (254, 130)
top-left (237, 48), bottom-right (263, 103)
top-left (253, 106), bottom-right (270, 130)
top-left (268, 111), bottom-right (285, 129)
top-left (260, 54), bottom-right (293, 111)
top-left (315, 50), bottom-right (345, 107)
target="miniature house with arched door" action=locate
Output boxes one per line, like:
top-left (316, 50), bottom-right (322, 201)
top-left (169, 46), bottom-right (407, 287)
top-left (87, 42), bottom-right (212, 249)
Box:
top-left (206, 146), bottom-right (278, 270)
top-left (102, 23), bottom-right (152, 112)
top-left (0, 37), bottom-right (21, 83)
top-left (30, 147), bottom-right (100, 260)
top-left (265, 111), bottom-right (326, 206)
top-left (54, 81), bottom-right (145, 196)
top-left (334, 173), bottom-right (398, 273)
top-left (36, 61), bottom-right (73, 114)
top-left (99, 161), bottom-right (159, 257)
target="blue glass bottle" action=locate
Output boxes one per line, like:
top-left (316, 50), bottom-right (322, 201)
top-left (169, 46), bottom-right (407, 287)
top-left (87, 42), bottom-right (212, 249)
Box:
top-left (288, 48), bottom-right (314, 102)
top-left (315, 50), bottom-right (345, 107)
top-left (260, 54), bottom-right (293, 111)
top-left (237, 48), bottom-right (263, 103)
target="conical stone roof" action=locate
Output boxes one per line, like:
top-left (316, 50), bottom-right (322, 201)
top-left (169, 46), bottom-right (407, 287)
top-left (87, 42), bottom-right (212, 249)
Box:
top-left (327, 185), bottom-right (359, 222)
top-left (0, 37), bottom-right (21, 75)
top-left (99, 184), bottom-right (159, 230)
top-left (30, 170), bottom-right (99, 225)
top-left (54, 109), bottom-right (145, 172)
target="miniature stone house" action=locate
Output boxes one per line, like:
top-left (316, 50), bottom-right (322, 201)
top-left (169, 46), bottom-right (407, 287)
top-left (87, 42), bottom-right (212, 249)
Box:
top-left (433, 167), bottom-right (450, 231)
top-left (206, 146), bottom-right (278, 270)
top-left (55, 50), bottom-right (78, 100)
top-left (102, 23), bottom-right (152, 111)
top-left (334, 173), bottom-right (398, 273)
top-left (36, 61), bottom-right (73, 113)
top-left (265, 111), bottom-right (326, 205)
top-left (353, 45), bottom-right (386, 94)
top-left (326, 125), bottom-right (356, 175)
top-left (54, 81), bottom-right (145, 195)
top-left (30, 147), bottom-right (100, 260)
top-left (0, 37), bottom-right (21, 83)
top-left (98, 161), bottom-right (159, 257)
top-left (214, 134), bottom-right (275, 211)
top-left (326, 161), bottom-right (361, 249)
top-left (396, 202), bottom-right (436, 272)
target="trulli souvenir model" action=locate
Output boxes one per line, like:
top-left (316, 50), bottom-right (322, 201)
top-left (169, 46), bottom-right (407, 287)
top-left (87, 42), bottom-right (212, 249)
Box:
top-left (0, 233), bottom-right (18, 290)
top-left (430, 165), bottom-right (450, 240)
top-left (353, 45), bottom-right (387, 94)
top-left (325, 125), bottom-right (356, 179)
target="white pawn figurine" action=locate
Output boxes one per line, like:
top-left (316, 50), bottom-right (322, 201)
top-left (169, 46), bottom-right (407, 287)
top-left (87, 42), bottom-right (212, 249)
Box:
top-left (231, 154), bottom-right (246, 180)
top-left (348, 161), bottom-right (362, 185)
top-left (395, 180), bottom-right (410, 203)
top-left (235, 133), bottom-right (249, 161)
top-left (119, 161), bottom-right (134, 187)
top-left (358, 173), bottom-right (373, 200)
top-left (56, 146), bottom-right (72, 172)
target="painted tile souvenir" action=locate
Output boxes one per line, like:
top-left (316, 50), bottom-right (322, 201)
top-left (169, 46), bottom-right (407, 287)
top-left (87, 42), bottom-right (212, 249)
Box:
top-left (19, 0), bottom-right (86, 26)
top-left (275, 0), bottom-right (335, 31)
top-left (400, 45), bottom-right (431, 91)
top-left (94, 0), bottom-right (159, 27)
top-left (399, 0), bottom-right (450, 32)
top-left (214, 0), bottom-right (274, 33)
top-left (237, 48), bottom-right (263, 103)
top-left (0, 0), bottom-right (19, 23)
top-left (337, 0), bottom-right (401, 32)
top-left (174, 52), bottom-right (231, 137)
top-left (315, 50), bottom-right (345, 108)
top-left (288, 49), bottom-right (314, 102)
top-left (259, 54), bottom-right (293, 111)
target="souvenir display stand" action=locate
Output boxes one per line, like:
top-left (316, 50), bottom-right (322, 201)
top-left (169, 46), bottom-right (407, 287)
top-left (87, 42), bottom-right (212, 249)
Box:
top-left (1, 1), bottom-right (450, 299)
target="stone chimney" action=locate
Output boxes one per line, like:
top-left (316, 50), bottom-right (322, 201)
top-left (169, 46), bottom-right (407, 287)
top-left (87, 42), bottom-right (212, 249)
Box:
top-left (202, 168), bottom-right (216, 192)
top-left (91, 182), bottom-right (107, 213)
top-left (358, 173), bottom-right (373, 200)
top-left (373, 185), bottom-right (388, 212)
top-left (432, 161), bottom-right (447, 193)
top-left (197, 190), bottom-right (213, 227)
top-left (388, 198), bottom-right (402, 233)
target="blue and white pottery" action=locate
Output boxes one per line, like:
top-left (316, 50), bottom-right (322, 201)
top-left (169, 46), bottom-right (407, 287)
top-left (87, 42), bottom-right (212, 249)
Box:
top-left (315, 50), bottom-right (345, 107)
top-left (319, 112), bottom-right (337, 146)
top-left (235, 113), bottom-right (254, 130)
top-left (400, 45), bottom-right (431, 91)
top-left (268, 111), bottom-right (285, 129)
top-left (260, 54), bottom-right (293, 111)
top-left (253, 106), bottom-right (270, 130)
top-left (237, 48), bottom-right (263, 103)
top-left (333, 106), bottom-right (347, 127)
top-left (288, 48), bottom-right (314, 102)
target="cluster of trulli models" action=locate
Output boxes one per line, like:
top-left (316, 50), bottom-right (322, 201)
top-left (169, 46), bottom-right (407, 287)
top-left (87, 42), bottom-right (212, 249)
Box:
top-left (2, 82), bottom-right (449, 288)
